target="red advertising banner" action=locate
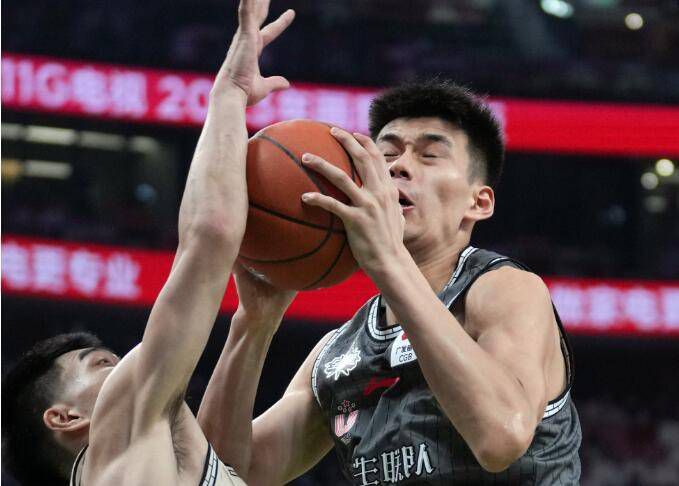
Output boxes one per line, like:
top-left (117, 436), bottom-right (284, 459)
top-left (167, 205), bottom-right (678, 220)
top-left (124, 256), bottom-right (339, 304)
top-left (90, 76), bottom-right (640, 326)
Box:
top-left (3, 53), bottom-right (679, 157)
top-left (2, 235), bottom-right (678, 337)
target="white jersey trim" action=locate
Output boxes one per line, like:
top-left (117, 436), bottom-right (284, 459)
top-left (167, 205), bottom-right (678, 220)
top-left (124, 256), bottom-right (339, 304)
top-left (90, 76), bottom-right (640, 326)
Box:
top-left (368, 297), bottom-right (402, 341)
top-left (443, 246), bottom-right (478, 293)
top-left (543, 390), bottom-right (570, 419)
top-left (312, 322), bottom-right (349, 407)
top-left (445, 248), bottom-right (498, 308)
top-left (201, 445), bottom-right (219, 486)
top-left (366, 246), bottom-right (478, 341)
top-left (69, 446), bottom-right (87, 486)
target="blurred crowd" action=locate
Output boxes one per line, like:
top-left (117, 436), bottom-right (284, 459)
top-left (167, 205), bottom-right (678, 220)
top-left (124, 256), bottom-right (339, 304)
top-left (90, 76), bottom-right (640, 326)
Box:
top-left (579, 399), bottom-right (679, 486)
top-left (4, 0), bottom-right (679, 102)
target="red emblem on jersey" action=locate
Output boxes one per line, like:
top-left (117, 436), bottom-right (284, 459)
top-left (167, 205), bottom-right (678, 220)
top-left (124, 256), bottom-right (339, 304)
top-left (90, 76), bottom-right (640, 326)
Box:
top-left (363, 376), bottom-right (400, 396)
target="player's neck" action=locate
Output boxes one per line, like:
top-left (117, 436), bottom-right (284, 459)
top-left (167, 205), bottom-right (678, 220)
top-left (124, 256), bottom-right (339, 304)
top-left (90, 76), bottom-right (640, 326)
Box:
top-left (382, 240), bottom-right (469, 328)
top-left (55, 428), bottom-right (88, 463)
top-left (408, 238), bottom-right (470, 294)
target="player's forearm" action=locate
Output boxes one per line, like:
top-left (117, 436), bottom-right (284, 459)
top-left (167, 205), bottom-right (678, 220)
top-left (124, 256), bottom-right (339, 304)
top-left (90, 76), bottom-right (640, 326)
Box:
top-left (372, 253), bottom-right (535, 470)
top-left (177, 87), bottom-right (249, 251)
top-left (135, 89), bottom-right (250, 420)
top-left (197, 312), bottom-right (279, 479)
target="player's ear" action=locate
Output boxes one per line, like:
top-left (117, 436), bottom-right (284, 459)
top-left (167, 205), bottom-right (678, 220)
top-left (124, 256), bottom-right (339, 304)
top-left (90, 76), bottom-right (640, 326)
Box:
top-left (465, 185), bottom-right (494, 222)
top-left (43, 404), bottom-right (90, 434)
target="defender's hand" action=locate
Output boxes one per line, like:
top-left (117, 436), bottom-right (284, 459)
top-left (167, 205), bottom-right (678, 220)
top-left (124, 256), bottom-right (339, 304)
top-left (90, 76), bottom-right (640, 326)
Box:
top-left (233, 263), bottom-right (297, 330)
top-left (214, 0), bottom-right (295, 106)
top-left (300, 128), bottom-right (407, 277)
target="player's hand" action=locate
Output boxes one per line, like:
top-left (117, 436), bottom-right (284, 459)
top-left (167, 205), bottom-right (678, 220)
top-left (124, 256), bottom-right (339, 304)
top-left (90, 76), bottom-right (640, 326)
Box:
top-left (300, 128), bottom-right (407, 277)
top-left (232, 262), bottom-right (297, 331)
top-left (213, 0), bottom-right (295, 106)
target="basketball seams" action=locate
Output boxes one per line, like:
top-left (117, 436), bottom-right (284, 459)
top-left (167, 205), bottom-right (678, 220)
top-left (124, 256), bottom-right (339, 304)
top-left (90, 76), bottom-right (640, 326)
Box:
top-left (301, 237), bottom-right (353, 290)
top-left (239, 208), bottom-right (334, 264)
top-left (256, 133), bottom-right (325, 192)
top-left (254, 132), bottom-right (337, 257)
top-left (244, 122), bottom-right (358, 289)
top-left (248, 202), bottom-right (346, 234)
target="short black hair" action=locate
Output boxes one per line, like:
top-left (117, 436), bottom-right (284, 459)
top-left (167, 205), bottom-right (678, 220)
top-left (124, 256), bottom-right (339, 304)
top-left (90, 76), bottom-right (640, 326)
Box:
top-left (369, 79), bottom-right (505, 188)
top-left (2, 332), bottom-right (102, 486)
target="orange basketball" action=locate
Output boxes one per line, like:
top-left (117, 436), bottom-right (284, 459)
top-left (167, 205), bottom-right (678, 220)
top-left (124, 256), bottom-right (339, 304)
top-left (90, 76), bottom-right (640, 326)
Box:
top-left (239, 119), bottom-right (362, 290)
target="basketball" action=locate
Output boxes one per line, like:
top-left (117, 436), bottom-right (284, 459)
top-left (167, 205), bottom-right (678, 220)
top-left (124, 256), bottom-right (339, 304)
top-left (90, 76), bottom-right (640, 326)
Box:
top-left (239, 119), bottom-right (362, 290)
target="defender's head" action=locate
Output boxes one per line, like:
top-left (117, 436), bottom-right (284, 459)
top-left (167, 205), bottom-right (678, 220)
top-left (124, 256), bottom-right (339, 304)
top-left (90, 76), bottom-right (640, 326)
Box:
top-left (2, 332), bottom-right (119, 485)
top-left (369, 79), bottom-right (504, 252)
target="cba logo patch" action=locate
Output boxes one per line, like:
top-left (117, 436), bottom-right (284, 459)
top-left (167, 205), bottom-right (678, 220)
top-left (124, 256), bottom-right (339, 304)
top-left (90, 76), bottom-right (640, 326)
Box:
top-left (324, 343), bottom-right (361, 380)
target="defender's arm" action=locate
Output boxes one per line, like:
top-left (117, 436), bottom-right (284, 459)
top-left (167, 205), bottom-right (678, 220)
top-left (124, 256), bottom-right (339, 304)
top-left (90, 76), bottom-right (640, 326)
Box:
top-left (199, 327), bottom-right (335, 485)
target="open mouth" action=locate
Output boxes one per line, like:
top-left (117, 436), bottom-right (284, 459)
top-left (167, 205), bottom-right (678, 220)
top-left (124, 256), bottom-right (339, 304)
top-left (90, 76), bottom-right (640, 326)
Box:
top-left (398, 191), bottom-right (414, 209)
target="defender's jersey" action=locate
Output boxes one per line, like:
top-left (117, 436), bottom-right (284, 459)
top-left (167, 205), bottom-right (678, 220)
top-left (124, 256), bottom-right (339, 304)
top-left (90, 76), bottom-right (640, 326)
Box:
top-left (70, 443), bottom-right (247, 486)
top-left (312, 247), bottom-right (581, 485)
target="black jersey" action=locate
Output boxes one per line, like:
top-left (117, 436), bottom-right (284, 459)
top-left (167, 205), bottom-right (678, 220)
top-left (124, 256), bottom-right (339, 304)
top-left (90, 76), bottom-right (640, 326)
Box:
top-left (312, 246), bottom-right (581, 485)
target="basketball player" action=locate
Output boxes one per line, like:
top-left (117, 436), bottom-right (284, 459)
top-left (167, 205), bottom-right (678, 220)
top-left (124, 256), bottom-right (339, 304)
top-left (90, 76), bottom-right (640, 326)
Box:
top-left (198, 82), bottom-right (581, 484)
top-left (1, 1), bottom-right (295, 484)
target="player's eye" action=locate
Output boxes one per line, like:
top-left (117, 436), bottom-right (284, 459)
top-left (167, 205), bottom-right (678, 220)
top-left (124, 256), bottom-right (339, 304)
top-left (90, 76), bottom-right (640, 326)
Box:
top-left (96, 357), bottom-right (114, 366)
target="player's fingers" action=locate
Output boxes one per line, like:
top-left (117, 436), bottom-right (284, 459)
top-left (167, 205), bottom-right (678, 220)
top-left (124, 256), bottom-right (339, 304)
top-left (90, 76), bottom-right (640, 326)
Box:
top-left (237, 0), bottom-right (259, 33)
top-left (301, 153), bottom-right (366, 205)
top-left (301, 192), bottom-right (352, 221)
top-left (352, 132), bottom-right (389, 182)
top-left (261, 9), bottom-right (295, 48)
top-left (262, 76), bottom-right (290, 93)
top-left (330, 127), bottom-right (380, 189)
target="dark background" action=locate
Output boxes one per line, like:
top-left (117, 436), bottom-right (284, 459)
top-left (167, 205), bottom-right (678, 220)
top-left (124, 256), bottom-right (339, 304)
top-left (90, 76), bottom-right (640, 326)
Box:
top-left (3, 0), bottom-right (679, 484)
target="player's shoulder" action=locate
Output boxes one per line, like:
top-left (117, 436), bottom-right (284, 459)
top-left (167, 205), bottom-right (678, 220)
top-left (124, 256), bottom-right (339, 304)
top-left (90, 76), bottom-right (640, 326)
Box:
top-left (310, 321), bottom-right (352, 361)
top-left (465, 266), bottom-right (552, 326)
top-left (473, 264), bottom-right (548, 294)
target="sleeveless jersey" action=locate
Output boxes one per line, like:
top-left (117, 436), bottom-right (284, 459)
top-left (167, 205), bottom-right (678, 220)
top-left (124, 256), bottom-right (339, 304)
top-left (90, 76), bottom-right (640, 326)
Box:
top-left (69, 443), bottom-right (247, 486)
top-left (312, 246), bottom-right (581, 485)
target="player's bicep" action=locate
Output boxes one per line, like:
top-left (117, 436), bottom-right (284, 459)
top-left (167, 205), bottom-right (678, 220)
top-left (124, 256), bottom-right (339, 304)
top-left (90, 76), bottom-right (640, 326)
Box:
top-left (133, 243), bottom-right (233, 422)
top-left (248, 331), bottom-right (335, 485)
top-left (468, 267), bottom-right (554, 423)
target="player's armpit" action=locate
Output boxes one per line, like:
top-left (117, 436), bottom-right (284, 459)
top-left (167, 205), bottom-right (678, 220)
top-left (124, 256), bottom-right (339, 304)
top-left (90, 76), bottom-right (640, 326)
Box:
top-left (246, 332), bottom-right (335, 486)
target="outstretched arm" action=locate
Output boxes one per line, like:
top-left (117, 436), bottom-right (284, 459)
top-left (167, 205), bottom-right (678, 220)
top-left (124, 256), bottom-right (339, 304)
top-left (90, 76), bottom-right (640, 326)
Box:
top-left (121, 0), bottom-right (293, 428)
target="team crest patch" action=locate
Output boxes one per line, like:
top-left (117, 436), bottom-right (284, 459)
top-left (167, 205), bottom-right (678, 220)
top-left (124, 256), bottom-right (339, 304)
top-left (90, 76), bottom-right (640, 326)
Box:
top-left (324, 343), bottom-right (361, 380)
top-left (334, 410), bottom-right (359, 437)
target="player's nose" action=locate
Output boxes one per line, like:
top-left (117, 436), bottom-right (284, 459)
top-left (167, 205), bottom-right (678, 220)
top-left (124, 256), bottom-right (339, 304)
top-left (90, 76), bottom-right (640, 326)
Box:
top-left (389, 155), bottom-right (413, 180)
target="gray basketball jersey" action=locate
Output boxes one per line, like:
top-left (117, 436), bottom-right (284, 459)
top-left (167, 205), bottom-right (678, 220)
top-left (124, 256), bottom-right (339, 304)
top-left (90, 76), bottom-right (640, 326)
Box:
top-left (312, 246), bottom-right (581, 485)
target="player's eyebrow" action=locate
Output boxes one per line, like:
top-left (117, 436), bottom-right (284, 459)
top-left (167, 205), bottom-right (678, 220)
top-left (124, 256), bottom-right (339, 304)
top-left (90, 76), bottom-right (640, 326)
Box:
top-left (377, 132), bottom-right (453, 148)
top-left (78, 346), bottom-right (115, 361)
top-left (376, 133), bottom-right (402, 145)
top-left (416, 133), bottom-right (453, 148)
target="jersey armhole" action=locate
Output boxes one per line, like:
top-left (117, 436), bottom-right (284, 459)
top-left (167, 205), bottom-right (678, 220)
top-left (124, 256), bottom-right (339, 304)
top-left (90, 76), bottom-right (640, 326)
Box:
top-left (311, 324), bottom-right (349, 408)
top-left (445, 257), bottom-right (576, 418)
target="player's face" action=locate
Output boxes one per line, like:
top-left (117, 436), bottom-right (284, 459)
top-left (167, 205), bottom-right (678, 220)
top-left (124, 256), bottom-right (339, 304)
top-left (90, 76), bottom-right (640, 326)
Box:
top-left (55, 347), bottom-right (120, 417)
top-left (376, 117), bottom-right (480, 248)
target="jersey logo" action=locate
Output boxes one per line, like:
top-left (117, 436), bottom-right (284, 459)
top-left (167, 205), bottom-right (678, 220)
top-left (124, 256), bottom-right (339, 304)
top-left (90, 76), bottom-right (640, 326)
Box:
top-left (324, 343), bottom-right (361, 380)
top-left (389, 331), bottom-right (417, 368)
top-left (334, 410), bottom-right (359, 437)
top-left (363, 376), bottom-right (400, 396)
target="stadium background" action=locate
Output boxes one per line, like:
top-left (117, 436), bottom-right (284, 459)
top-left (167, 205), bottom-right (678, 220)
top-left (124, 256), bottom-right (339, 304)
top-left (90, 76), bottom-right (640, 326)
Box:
top-left (2, 0), bottom-right (679, 484)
